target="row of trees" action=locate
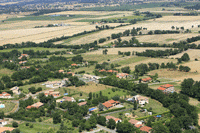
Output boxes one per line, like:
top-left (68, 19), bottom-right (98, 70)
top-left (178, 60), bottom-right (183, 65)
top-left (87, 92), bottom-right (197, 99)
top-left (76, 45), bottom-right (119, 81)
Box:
top-left (148, 30), bottom-right (180, 35)
top-left (99, 76), bottom-right (198, 132)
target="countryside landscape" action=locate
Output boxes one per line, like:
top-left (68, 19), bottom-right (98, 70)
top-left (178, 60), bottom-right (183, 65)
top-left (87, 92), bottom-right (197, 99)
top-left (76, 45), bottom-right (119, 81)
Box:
top-left (0, 0), bottom-right (200, 133)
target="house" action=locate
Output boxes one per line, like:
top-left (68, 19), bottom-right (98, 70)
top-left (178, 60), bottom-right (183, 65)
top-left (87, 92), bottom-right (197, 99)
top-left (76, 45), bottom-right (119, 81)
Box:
top-left (0, 127), bottom-right (15, 133)
top-left (99, 69), bottom-right (106, 72)
top-left (102, 100), bottom-right (119, 109)
top-left (56, 96), bottom-right (76, 103)
top-left (71, 64), bottom-right (77, 67)
top-left (67, 72), bottom-right (75, 76)
top-left (21, 66), bottom-right (30, 69)
top-left (78, 101), bottom-right (87, 106)
top-left (19, 61), bottom-right (27, 64)
top-left (59, 70), bottom-right (64, 73)
top-left (116, 73), bottom-right (129, 79)
top-left (66, 52), bottom-right (73, 55)
top-left (62, 78), bottom-right (69, 85)
top-left (157, 84), bottom-right (174, 93)
top-left (107, 70), bottom-right (118, 73)
top-left (44, 90), bottom-right (60, 98)
top-left (0, 92), bottom-right (11, 99)
top-left (140, 126), bottom-right (152, 133)
top-left (26, 102), bottom-right (44, 109)
top-left (129, 119), bottom-right (142, 126)
top-left (10, 86), bottom-right (21, 95)
top-left (43, 81), bottom-right (62, 88)
top-left (2, 59), bottom-right (8, 62)
top-left (18, 54), bottom-right (29, 59)
top-left (0, 120), bottom-right (7, 127)
top-left (133, 95), bottom-right (149, 105)
top-left (106, 116), bottom-right (122, 123)
top-left (141, 77), bottom-right (152, 83)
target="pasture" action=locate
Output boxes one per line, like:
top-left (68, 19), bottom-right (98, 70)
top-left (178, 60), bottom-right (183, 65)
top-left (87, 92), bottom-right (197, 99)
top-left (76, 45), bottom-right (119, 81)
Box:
top-left (169, 49), bottom-right (200, 60)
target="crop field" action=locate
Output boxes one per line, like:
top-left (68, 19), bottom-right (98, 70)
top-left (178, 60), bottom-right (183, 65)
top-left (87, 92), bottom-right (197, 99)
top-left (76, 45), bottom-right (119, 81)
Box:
top-left (148, 69), bottom-right (200, 81)
top-left (86, 47), bottom-right (172, 55)
top-left (136, 33), bottom-right (198, 44)
top-left (169, 49), bottom-right (200, 60)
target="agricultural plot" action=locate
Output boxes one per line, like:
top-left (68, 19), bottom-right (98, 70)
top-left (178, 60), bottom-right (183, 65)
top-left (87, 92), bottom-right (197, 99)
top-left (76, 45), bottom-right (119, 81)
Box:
top-left (169, 49), bottom-right (200, 60)
top-left (136, 33), bottom-right (198, 44)
top-left (86, 47), bottom-right (172, 55)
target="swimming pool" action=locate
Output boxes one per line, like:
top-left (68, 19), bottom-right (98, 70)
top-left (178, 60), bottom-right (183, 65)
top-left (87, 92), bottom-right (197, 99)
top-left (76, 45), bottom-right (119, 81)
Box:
top-left (0, 104), bottom-right (5, 108)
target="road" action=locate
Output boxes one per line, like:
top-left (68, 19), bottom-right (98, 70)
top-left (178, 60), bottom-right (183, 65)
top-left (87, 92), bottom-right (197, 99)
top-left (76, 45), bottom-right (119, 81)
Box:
top-left (100, 108), bottom-right (132, 116)
top-left (83, 124), bottom-right (116, 133)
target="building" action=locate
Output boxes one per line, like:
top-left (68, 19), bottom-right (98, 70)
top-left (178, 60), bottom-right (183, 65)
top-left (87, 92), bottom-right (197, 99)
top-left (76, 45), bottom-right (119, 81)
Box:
top-left (67, 72), bottom-right (75, 76)
top-left (0, 92), bottom-right (11, 99)
top-left (19, 61), bottom-right (27, 64)
top-left (43, 81), bottom-right (63, 88)
top-left (58, 70), bottom-right (64, 73)
top-left (107, 70), bottom-right (118, 73)
top-left (157, 84), bottom-right (174, 93)
top-left (106, 116), bottom-right (122, 123)
top-left (21, 66), bottom-right (30, 69)
top-left (10, 86), bottom-right (21, 95)
top-left (78, 101), bottom-right (87, 106)
top-left (0, 127), bottom-right (15, 132)
top-left (26, 102), bottom-right (44, 109)
top-left (140, 126), bottom-right (152, 133)
top-left (56, 96), bottom-right (76, 103)
top-left (44, 90), bottom-right (60, 98)
top-left (71, 64), bottom-right (78, 67)
top-left (128, 119), bottom-right (142, 126)
top-left (102, 100), bottom-right (120, 109)
top-left (133, 95), bottom-right (149, 105)
top-left (141, 77), bottom-right (152, 83)
top-left (116, 73), bottom-right (129, 79)
top-left (18, 54), bottom-right (29, 59)
top-left (0, 120), bottom-right (7, 127)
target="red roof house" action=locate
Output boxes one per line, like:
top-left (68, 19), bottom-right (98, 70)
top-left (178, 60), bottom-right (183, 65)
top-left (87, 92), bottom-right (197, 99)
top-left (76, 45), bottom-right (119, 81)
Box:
top-left (140, 126), bottom-right (152, 133)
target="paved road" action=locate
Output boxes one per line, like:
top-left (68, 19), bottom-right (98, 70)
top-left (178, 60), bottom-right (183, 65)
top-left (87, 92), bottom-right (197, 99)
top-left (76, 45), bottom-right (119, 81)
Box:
top-left (100, 108), bottom-right (132, 116)
top-left (83, 124), bottom-right (116, 133)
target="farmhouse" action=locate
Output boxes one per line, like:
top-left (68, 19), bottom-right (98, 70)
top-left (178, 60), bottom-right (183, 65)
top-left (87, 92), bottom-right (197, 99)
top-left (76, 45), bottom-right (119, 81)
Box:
top-left (128, 119), bottom-right (142, 126)
top-left (19, 61), bottom-right (27, 64)
top-left (0, 127), bottom-right (15, 132)
top-left (141, 77), bottom-right (152, 83)
top-left (106, 116), bottom-right (122, 123)
top-left (116, 73), bottom-right (129, 79)
top-left (140, 126), bottom-right (152, 133)
top-left (44, 90), bottom-right (60, 98)
top-left (99, 69), bottom-right (106, 72)
top-left (0, 120), bottom-right (7, 127)
top-left (107, 70), bottom-right (118, 73)
top-left (133, 95), bottom-right (149, 105)
top-left (26, 102), bottom-right (44, 109)
top-left (18, 54), bottom-right (29, 59)
top-left (157, 84), bottom-right (174, 93)
top-left (102, 100), bottom-right (120, 109)
top-left (78, 101), bottom-right (87, 106)
top-left (57, 96), bottom-right (76, 103)
top-left (58, 70), bottom-right (64, 73)
top-left (0, 92), bottom-right (11, 99)
top-left (10, 86), bottom-right (20, 95)
top-left (71, 64), bottom-right (78, 67)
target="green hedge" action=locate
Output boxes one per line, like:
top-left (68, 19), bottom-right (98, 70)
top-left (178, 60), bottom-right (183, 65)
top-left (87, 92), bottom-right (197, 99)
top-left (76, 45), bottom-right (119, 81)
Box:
top-left (98, 107), bottom-right (126, 114)
top-left (135, 111), bottom-right (170, 120)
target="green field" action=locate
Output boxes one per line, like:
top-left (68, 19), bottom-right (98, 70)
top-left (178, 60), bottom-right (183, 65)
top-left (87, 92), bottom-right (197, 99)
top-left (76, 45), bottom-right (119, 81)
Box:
top-left (99, 88), bottom-right (128, 99)
top-left (0, 68), bottom-right (15, 78)
top-left (0, 101), bottom-right (16, 113)
top-left (115, 56), bottom-right (148, 66)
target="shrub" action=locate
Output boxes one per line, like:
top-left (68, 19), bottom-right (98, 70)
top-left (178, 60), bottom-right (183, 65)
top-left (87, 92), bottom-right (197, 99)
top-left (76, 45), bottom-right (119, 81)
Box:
top-left (26, 123), bottom-right (29, 126)
top-left (30, 124), bottom-right (34, 128)
top-left (12, 122), bottom-right (18, 128)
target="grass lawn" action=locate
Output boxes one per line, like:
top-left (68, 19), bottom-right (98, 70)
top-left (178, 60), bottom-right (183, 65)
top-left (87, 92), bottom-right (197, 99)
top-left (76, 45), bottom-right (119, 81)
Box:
top-left (115, 56), bottom-right (148, 66)
top-left (99, 88), bottom-right (128, 99)
top-left (0, 101), bottom-right (16, 113)
top-left (149, 81), bottom-right (181, 92)
top-left (0, 68), bottom-right (15, 78)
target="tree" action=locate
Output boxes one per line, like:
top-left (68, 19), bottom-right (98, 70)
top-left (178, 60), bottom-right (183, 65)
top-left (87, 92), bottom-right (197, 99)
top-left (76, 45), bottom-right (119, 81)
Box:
top-left (171, 26), bottom-right (175, 30)
top-left (181, 53), bottom-right (190, 61)
top-left (97, 116), bottom-right (106, 126)
top-left (121, 66), bottom-right (131, 74)
top-left (107, 119), bottom-right (116, 129)
top-left (53, 112), bottom-right (61, 124)
top-left (0, 111), bottom-right (4, 119)
top-left (88, 92), bottom-right (92, 100)
top-left (1, 75), bottom-right (11, 83)
top-left (98, 103), bottom-right (104, 111)
top-left (134, 100), bottom-right (137, 110)
top-left (12, 122), bottom-right (18, 128)
top-left (152, 123), bottom-right (169, 133)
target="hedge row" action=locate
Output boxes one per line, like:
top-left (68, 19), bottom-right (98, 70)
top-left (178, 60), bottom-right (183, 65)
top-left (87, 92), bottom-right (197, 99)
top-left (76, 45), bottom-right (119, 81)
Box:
top-left (98, 107), bottom-right (126, 114)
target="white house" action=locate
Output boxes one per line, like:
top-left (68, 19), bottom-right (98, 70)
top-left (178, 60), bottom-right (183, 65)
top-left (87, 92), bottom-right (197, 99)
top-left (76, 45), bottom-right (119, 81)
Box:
top-left (106, 116), bottom-right (122, 123)
top-left (0, 120), bottom-right (7, 127)
top-left (10, 86), bottom-right (21, 95)
top-left (0, 92), bottom-right (11, 99)
top-left (133, 95), bottom-right (149, 105)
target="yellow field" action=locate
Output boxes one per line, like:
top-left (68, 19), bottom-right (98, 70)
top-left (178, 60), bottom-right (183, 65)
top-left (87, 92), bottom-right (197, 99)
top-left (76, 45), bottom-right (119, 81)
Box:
top-left (86, 47), bottom-right (172, 55)
top-left (136, 33), bottom-right (198, 44)
top-left (169, 49), bottom-right (200, 60)
top-left (181, 61), bottom-right (200, 72)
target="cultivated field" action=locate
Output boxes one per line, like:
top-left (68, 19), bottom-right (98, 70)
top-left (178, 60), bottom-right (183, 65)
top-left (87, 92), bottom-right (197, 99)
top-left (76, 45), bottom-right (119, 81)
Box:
top-left (86, 47), bottom-right (173, 55)
top-left (136, 33), bottom-right (198, 44)
top-left (169, 49), bottom-right (200, 60)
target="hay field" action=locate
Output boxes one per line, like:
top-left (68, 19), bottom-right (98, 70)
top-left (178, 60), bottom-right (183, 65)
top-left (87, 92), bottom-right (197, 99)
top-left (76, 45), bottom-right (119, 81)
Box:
top-left (118, 57), bottom-right (177, 70)
top-left (86, 47), bottom-right (172, 55)
top-left (67, 82), bottom-right (112, 93)
top-left (181, 61), bottom-right (200, 72)
top-left (148, 69), bottom-right (200, 81)
top-left (169, 49), bottom-right (200, 60)
top-left (136, 33), bottom-right (198, 44)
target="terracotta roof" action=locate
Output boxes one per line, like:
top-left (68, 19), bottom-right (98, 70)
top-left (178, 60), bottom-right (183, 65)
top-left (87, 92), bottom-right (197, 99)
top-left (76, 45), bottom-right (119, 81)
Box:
top-left (78, 101), bottom-right (87, 106)
top-left (71, 64), bottom-right (77, 66)
top-left (0, 127), bottom-right (15, 132)
top-left (129, 119), bottom-right (140, 125)
top-left (103, 101), bottom-right (113, 108)
top-left (26, 105), bottom-right (32, 109)
top-left (161, 84), bottom-right (174, 88)
top-left (31, 102), bottom-right (44, 108)
top-left (63, 96), bottom-right (74, 102)
top-left (107, 70), bottom-right (118, 73)
top-left (108, 100), bottom-right (116, 104)
top-left (4, 93), bottom-right (10, 96)
top-left (2, 92), bottom-right (7, 94)
top-left (142, 77), bottom-right (152, 82)
top-left (99, 69), bottom-right (106, 72)
top-left (135, 124), bottom-right (143, 128)
top-left (21, 54), bottom-right (28, 56)
top-left (157, 87), bottom-right (166, 91)
top-left (140, 126), bottom-right (152, 132)
top-left (59, 70), bottom-right (64, 73)
top-left (106, 116), bottom-right (121, 122)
